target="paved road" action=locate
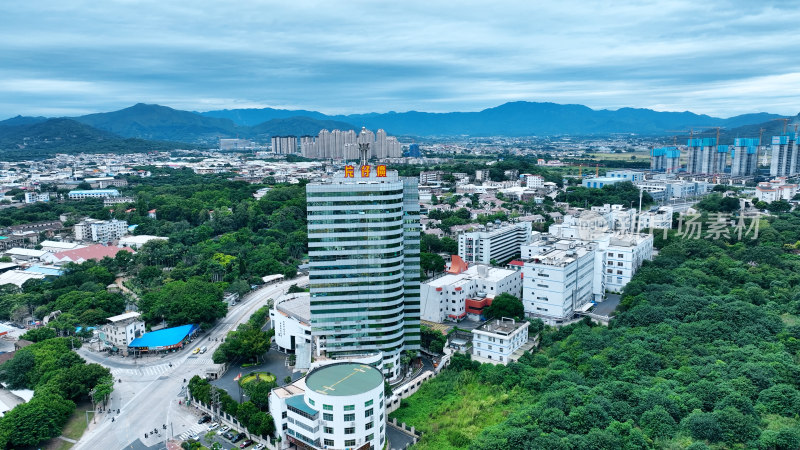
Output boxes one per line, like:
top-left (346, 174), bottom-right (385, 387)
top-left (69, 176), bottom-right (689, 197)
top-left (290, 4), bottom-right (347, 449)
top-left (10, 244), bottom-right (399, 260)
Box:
top-left (74, 276), bottom-right (307, 450)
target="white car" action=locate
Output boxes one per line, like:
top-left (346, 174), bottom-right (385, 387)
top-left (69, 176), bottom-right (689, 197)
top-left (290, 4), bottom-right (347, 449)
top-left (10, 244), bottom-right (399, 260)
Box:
top-left (208, 422), bottom-right (220, 431)
top-left (189, 434), bottom-right (199, 441)
top-left (253, 444), bottom-right (265, 450)
top-left (219, 425), bottom-right (230, 433)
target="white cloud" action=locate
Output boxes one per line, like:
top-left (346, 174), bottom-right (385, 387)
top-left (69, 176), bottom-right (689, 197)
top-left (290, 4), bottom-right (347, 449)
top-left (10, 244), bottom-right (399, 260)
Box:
top-left (1, 0), bottom-right (800, 118)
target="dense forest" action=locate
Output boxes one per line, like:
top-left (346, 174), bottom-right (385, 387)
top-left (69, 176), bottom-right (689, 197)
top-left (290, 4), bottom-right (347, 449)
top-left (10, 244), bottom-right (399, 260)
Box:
top-left (392, 211), bottom-right (800, 449)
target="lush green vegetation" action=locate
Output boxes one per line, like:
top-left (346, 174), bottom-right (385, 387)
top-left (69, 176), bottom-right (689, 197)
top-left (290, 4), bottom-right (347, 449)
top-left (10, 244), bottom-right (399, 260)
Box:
top-left (213, 305), bottom-right (274, 364)
top-left (0, 338), bottom-right (112, 448)
top-left (483, 293), bottom-right (524, 320)
top-left (393, 211), bottom-right (800, 449)
top-left (188, 375), bottom-right (275, 438)
top-left (556, 181), bottom-right (653, 208)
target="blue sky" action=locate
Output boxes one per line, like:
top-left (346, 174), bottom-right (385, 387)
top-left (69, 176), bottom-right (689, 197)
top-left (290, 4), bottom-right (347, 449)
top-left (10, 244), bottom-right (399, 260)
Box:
top-left (2, 0), bottom-right (799, 119)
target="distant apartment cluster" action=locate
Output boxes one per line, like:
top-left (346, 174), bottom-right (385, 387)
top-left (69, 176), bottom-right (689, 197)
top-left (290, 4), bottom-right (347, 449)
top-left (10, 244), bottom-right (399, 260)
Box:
top-left (648, 132), bottom-right (800, 177)
top-left (301, 127), bottom-right (402, 160)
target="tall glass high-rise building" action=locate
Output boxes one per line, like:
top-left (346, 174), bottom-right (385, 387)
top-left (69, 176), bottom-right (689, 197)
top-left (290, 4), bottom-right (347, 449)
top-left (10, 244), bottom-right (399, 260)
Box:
top-left (306, 165), bottom-right (420, 380)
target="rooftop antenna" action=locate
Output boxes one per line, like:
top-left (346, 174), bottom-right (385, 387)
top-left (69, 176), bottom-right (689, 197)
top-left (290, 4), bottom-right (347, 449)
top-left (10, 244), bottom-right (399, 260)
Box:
top-left (358, 143), bottom-right (370, 167)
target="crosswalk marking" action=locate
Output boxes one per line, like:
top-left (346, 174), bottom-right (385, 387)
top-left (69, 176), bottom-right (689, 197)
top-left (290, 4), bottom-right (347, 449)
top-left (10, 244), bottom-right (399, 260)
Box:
top-left (111, 363), bottom-right (174, 379)
top-left (177, 423), bottom-right (207, 440)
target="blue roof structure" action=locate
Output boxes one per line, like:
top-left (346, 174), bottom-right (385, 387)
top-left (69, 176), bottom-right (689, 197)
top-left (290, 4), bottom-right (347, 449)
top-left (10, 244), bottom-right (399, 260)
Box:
top-left (772, 135), bottom-right (796, 145)
top-left (717, 145), bottom-right (729, 153)
top-left (688, 138), bottom-right (717, 147)
top-left (286, 395), bottom-right (317, 417)
top-left (24, 265), bottom-right (63, 276)
top-left (128, 324), bottom-right (198, 349)
top-left (734, 138), bottom-right (759, 147)
top-left (665, 149), bottom-right (681, 158)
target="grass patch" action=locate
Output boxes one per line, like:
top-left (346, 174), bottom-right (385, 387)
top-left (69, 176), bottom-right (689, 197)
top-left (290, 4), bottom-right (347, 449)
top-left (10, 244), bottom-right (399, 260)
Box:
top-left (61, 402), bottom-right (92, 440)
top-left (239, 372), bottom-right (275, 386)
top-left (780, 313), bottom-right (798, 326)
top-left (389, 371), bottom-right (532, 450)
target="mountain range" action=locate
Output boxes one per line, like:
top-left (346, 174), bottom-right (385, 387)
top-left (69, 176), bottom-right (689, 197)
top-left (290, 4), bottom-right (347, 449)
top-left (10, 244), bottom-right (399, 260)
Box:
top-left (1, 102), bottom-right (796, 152)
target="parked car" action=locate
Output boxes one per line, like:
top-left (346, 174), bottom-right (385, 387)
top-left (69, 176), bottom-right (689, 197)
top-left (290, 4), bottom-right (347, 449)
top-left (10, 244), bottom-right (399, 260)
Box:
top-left (207, 422), bottom-right (219, 431)
top-left (198, 415), bottom-right (211, 424)
top-left (240, 440), bottom-right (254, 448)
top-left (253, 444), bottom-right (265, 450)
top-left (232, 432), bottom-right (246, 443)
top-left (200, 346), bottom-right (207, 354)
top-left (223, 431), bottom-right (235, 440)
top-left (219, 425), bottom-right (230, 433)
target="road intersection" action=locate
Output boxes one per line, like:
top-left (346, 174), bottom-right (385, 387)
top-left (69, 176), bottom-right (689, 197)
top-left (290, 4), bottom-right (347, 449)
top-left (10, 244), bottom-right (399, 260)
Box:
top-left (73, 276), bottom-right (307, 450)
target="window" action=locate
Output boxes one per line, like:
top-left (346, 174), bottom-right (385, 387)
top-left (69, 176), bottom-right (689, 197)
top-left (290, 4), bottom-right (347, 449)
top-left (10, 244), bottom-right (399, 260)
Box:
top-left (345, 440), bottom-right (356, 447)
top-left (323, 413), bottom-right (333, 421)
top-left (308, 399), bottom-right (315, 406)
top-left (344, 413), bottom-right (355, 421)
top-left (345, 427), bottom-right (356, 435)
top-left (344, 404), bottom-right (355, 411)
top-left (618, 253), bottom-right (623, 258)
top-left (367, 433), bottom-right (375, 441)
top-left (607, 269), bottom-right (612, 273)
top-left (324, 427), bottom-right (333, 434)
top-left (323, 404), bottom-right (333, 411)
top-left (366, 421), bottom-right (374, 430)
top-left (282, 411), bottom-right (287, 419)
top-left (617, 270), bottom-right (622, 275)
top-left (365, 399), bottom-right (373, 407)
top-left (607, 252), bottom-right (613, 257)
top-left (365, 408), bottom-right (374, 418)
top-left (324, 439), bottom-right (334, 446)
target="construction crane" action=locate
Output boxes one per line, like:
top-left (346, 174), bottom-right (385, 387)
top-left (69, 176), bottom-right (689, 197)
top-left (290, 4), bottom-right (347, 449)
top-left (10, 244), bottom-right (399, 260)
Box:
top-left (759, 127), bottom-right (768, 167)
top-left (773, 118), bottom-right (791, 134)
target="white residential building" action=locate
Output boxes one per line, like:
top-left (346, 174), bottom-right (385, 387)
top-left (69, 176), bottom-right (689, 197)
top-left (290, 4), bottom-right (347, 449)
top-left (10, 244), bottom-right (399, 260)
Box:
top-left (418, 171), bottom-right (442, 184)
top-left (770, 134), bottom-right (799, 177)
top-left (525, 174), bottom-right (544, 188)
top-left (755, 177), bottom-right (798, 202)
top-left (67, 189), bottom-right (120, 200)
top-left (597, 234), bottom-right (654, 293)
top-left (637, 206), bottom-right (674, 230)
top-left (521, 239), bottom-right (596, 325)
top-left (471, 317), bottom-right (529, 365)
top-left (102, 312), bottom-right (145, 354)
top-left (420, 262), bottom-right (522, 323)
top-left (458, 222), bottom-right (532, 265)
top-left (272, 136), bottom-right (298, 155)
top-left (269, 362), bottom-right (386, 450)
top-left (74, 219), bottom-right (128, 243)
top-left (24, 192), bottom-right (50, 203)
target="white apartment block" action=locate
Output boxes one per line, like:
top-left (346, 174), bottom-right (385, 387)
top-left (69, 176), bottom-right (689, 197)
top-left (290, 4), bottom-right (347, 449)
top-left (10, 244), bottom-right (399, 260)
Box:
top-left (472, 318), bottom-right (529, 365)
top-left (475, 169), bottom-right (490, 182)
top-left (420, 263), bottom-right (522, 323)
top-left (756, 177), bottom-right (798, 202)
top-left (270, 362), bottom-right (386, 450)
top-left (272, 136), bottom-right (298, 155)
top-left (458, 222), bottom-right (532, 265)
top-left (637, 206), bottom-right (674, 230)
top-left (102, 312), bottom-right (145, 354)
top-left (525, 174), bottom-right (544, 188)
top-left (24, 192), bottom-right (50, 203)
top-left (521, 239), bottom-right (596, 325)
top-left (67, 189), bottom-right (120, 200)
top-left (597, 234), bottom-right (654, 293)
top-left (418, 171), bottom-right (442, 184)
top-left (74, 219), bottom-right (128, 243)
top-left (770, 134), bottom-right (799, 177)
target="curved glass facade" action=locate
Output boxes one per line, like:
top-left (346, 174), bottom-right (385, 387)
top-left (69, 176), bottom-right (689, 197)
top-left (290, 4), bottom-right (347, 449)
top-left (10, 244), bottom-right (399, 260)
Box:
top-left (307, 169), bottom-right (420, 380)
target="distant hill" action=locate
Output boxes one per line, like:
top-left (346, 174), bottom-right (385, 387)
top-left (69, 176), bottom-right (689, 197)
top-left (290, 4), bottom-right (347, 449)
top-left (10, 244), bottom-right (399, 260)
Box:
top-left (0, 118), bottom-right (194, 159)
top-left (203, 101), bottom-right (789, 137)
top-left (249, 116), bottom-right (360, 139)
top-left (70, 103), bottom-right (357, 143)
top-left (716, 112), bottom-right (800, 143)
top-left (0, 115), bottom-right (48, 127)
top-left (75, 103), bottom-right (239, 143)
top-left (200, 107), bottom-right (329, 126)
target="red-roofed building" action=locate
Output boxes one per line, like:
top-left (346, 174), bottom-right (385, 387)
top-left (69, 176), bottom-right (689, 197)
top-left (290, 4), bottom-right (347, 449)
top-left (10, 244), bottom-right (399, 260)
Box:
top-left (506, 260), bottom-right (524, 272)
top-left (44, 244), bottom-right (135, 265)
